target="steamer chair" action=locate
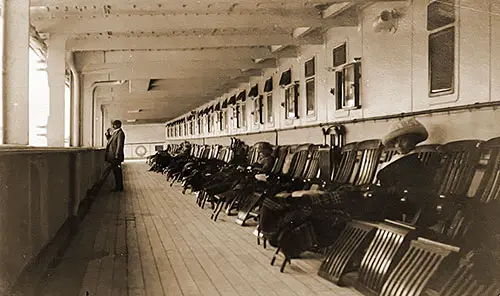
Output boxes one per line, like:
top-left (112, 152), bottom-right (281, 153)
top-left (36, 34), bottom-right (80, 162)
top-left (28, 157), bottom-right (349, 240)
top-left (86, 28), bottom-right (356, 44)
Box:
top-left (266, 140), bottom-right (385, 272)
top-left (209, 143), bottom-right (287, 222)
top-left (319, 140), bottom-right (484, 296)
top-left (389, 137), bottom-right (500, 296)
top-left (206, 142), bottom-right (275, 220)
top-left (234, 144), bottom-right (317, 226)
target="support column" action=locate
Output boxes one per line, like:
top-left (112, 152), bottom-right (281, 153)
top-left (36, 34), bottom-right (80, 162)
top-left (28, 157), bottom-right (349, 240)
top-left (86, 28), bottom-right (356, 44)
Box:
top-left (46, 34), bottom-right (67, 147)
top-left (1, 1), bottom-right (30, 145)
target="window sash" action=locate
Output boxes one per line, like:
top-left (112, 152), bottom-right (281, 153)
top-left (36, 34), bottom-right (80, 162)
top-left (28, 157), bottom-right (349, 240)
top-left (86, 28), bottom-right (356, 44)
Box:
top-left (306, 78), bottom-right (315, 116)
top-left (267, 93), bottom-right (273, 123)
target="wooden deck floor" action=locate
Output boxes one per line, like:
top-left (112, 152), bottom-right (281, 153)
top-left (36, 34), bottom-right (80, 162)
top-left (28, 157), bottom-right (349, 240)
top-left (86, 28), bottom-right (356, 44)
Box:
top-left (38, 162), bottom-right (362, 296)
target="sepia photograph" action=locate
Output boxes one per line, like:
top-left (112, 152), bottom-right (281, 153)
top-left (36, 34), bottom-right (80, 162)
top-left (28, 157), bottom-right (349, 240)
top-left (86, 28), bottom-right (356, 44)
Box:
top-left (1, 0), bottom-right (499, 295)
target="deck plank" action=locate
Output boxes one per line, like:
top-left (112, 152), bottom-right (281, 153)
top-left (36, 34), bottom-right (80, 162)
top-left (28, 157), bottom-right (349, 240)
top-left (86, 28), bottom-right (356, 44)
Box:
top-left (37, 162), bottom-right (362, 296)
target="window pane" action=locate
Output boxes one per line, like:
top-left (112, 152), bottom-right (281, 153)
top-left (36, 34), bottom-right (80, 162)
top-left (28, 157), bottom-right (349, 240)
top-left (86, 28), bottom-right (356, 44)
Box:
top-left (254, 99), bottom-right (259, 124)
top-left (267, 94), bottom-right (273, 123)
top-left (285, 86), bottom-right (295, 118)
top-left (241, 104), bottom-right (247, 127)
top-left (427, 0), bottom-right (455, 31)
top-left (306, 78), bottom-right (315, 115)
top-left (429, 27), bottom-right (454, 95)
top-left (343, 64), bottom-right (356, 108)
top-left (333, 43), bottom-right (347, 67)
top-left (305, 57), bottom-right (315, 77)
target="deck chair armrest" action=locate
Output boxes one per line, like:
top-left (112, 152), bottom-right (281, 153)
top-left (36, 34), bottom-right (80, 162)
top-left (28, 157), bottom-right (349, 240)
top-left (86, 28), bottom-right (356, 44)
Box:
top-left (291, 190), bottom-right (326, 198)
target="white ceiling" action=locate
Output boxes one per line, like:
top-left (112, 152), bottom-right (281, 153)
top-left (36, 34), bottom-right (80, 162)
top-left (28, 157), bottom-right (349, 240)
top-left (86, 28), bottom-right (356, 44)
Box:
top-left (29, 0), bottom-right (384, 124)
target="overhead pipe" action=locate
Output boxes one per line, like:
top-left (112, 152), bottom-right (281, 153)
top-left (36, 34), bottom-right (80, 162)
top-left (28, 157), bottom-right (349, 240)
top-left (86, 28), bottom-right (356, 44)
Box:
top-left (91, 80), bottom-right (127, 147)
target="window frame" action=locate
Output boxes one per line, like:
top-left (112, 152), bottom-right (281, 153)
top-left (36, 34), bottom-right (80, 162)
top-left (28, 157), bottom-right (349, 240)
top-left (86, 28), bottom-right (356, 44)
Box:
top-left (427, 0), bottom-right (458, 100)
top-left (284, 83), bottom-right (299, 120)
top-left (335, 60), bottom-right (361, 110)
top-left (266, 93), bottom-right (274, 124)
top-left (304, 57), bottom-right (316, 117)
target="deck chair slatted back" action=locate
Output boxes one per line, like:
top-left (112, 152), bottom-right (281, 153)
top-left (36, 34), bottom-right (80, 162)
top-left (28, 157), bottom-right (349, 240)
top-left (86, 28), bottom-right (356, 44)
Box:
top-left (304, 150), bottom-right (321, 180)
top-left (436, 140), bottom-right (483, 197)
top-left (380, 238), bottom-right (459, 296)
top-left (217, 147), bottom-right (227, 161)
top-left (225, 149), bottom-right (234, 163)
top-left (195, 146), bottom-right (203, 158)
top-left (270, 146), bottom-right (289, 175)
top-left (352, 140), bottom-right (383, 186)
top-left (473, 137), bottom-right (500, 203)
top-left (318, 221), bottom-right (377, 285)
top-left (201, 145), bottom-right (212, 159)
top-left (414, 144), bottom-right (441, 166)
top-left (288, 144), bottom-right (313, 179)
top-left (331, 142), bottom-right (359, 184)
top-left (356, 220), bottom-right (416, 294)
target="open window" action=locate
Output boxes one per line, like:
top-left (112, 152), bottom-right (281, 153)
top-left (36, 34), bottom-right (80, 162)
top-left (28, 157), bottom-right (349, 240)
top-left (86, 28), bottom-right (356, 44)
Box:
top-left (427, 0), bottom-right (456, 97)
top-left (236, 90), bottom-right (247, 129)
top-left (264, 77), bottom-right (274, 124)
top-left (335, 60), bottom-right (361, 110)
top-left (280, 69), bottom-right (298, 119)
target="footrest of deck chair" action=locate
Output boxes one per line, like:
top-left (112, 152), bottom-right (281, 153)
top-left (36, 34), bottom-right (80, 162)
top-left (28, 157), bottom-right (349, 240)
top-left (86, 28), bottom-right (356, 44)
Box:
top-left (380, 237), bottom-right (460, 296)
top-left (318, 220), bottom-right (377, 286)
top-left (235, 192), bottom-right (264, 226)
top-left (349, 220), bottom-right (418, 295)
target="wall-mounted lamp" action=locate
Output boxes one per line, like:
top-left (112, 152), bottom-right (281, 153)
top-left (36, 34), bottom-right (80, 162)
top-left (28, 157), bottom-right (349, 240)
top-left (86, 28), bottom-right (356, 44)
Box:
top-left (373, 9), bottom-right (400, 33)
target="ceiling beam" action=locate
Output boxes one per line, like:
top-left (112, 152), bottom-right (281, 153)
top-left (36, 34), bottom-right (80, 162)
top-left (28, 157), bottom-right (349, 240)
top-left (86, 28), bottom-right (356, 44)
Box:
top-left (35, 11), bottom-right (351, 34)
top-left (104, 68), bottom-right (245, 80)
top-left (67, 33), bottom-right (324, 51)
top-left (30, 0), bottom-right (366, 9)
top-left (322, 2), bottom-right (356, 18)
top-left (81, 59), bottom-right (277, 74)
top-left (102, 47), bottom-right (275, 63)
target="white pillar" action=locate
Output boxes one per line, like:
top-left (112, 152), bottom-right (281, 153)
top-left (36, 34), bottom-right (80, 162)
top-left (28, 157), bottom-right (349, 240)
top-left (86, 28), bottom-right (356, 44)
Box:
top-left (46, 34), bottom-right (67, 147)
top-left (1, 1), bottom-right (30, 145)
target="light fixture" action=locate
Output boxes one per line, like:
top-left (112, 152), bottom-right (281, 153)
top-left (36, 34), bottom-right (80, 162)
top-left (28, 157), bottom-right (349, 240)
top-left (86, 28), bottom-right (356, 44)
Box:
top-left (127, 119), bottom-right (137, 122)
top-left (373, 9), bottom-right (401, 33)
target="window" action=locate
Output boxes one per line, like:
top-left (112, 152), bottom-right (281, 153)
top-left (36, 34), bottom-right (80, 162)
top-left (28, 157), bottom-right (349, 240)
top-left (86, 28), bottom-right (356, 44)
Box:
top-left (266, 93), bottom-right (273, 123)
top-left (241, 103), bottom-right (247, 128)
top-left (336, 61), bottom-right (361, 110)
top-left (223, 109), bottom-right (228, 130)
top-left (305, 57), bottom-right (316, 116)
top-left (207, 114), bottom-right (211, 133)
top-left (333, 43), bottom-right (347, 67)
top-left (253, 96), bottom-right (263, 124)
top-left (285, 84), bottom-right (299, 119)
top-left (427, 0), bottom-right (456, 96)
top-left (280, 70), bottom-right (298, 119)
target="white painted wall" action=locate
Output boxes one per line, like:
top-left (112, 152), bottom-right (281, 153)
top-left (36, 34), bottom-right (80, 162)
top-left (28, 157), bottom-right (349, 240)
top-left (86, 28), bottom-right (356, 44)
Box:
top-left (167, 1), bottom-right (500, 146)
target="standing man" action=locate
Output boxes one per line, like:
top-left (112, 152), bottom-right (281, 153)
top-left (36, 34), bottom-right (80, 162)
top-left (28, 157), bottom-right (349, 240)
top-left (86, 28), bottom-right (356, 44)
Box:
top-left (106, 120), bottom-right (125, 192)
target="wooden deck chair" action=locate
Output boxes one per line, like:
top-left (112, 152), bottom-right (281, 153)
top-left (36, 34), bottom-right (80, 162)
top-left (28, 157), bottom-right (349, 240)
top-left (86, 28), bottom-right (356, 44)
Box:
top-left (380, 237), bottom-right (460, 296)
top-left (235, 144), bottom-right (314, 226)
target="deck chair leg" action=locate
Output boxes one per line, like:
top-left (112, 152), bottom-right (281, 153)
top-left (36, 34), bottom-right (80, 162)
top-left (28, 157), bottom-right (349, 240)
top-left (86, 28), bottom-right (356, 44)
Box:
top-left (210, 199), bottom-right (221, 220)
top-left (280, 257), bottom-right (290, 273)
top-left (271, 248), bottom-right (280, 266)
top-left (214, 199), bottom-right (226, 221)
